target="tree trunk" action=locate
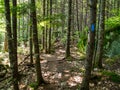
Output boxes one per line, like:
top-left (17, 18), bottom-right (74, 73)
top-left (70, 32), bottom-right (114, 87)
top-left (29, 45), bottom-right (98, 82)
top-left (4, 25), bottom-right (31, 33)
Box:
top-left (48, 0), bottom-right (52, 54)
top-left (42, 0), bottom-right (46, 50)
top-left (65, 0), bottom-right (72, 58)
top-left (4, 0), bottom-right (19, 89)
top-left (76, 0), bottom-right (80, 37)
top-left (29, 0), bottom-right (33, 64)
top-left (80, 0), bottom-right (97, 90)
top-left (30, 0), bottom-right (44, 85)
top-left (96, 0), bottom-right (106, 68)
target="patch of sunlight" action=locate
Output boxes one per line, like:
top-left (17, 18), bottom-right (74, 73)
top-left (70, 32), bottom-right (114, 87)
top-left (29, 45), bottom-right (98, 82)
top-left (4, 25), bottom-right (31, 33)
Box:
top-left (41, 60), bottom-right (47, 63)
top-left (77, 51), bottom-right (85, 56)
top-left (67, 81), bottom-right (77, 87)
top-left (42, 54), bottom-right (53, 58)
top-left (64, 70), bottom-right (70, 73)
top-left (20, 84), bottom-right (26, 90)
top-left (58, 73), bottom-right (62, 79)
top-left (80, 66), bottom-right (85, 72)
top-left (59, 49), bottom-right (65, 53)
top-left (73, 47), bottom-right (78, 50)
top-left (67, 76), bottom-right (83, 87)
top-left (44, 71), bottom-right (51, 77)
top-left (54, 73), bottom-right (62, 79)
top-left (64, 74), bottom-right (70, 77)
top-left (57, 55), bottom-right (64, 60)
top-left (39, 21), bottom-right (48, 27)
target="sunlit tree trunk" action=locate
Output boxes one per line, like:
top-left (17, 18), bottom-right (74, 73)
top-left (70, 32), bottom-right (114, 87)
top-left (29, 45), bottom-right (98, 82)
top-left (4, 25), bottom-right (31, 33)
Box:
top-left (96, 0), bottom-right (106, 68)
top-left (4, 33), bottom-right (8, 52)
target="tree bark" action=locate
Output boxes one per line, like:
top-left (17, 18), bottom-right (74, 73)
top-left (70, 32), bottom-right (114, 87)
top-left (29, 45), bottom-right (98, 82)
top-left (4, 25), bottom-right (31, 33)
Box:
top-left (96, 0), bottom-right (106, 68)
top-left (48, 0), bottom-right (52, 54)
top-left (4, 0), bottom-right (19, 89)
top-left (80, 0), bottom-right (97, 90)
top-left (30, 0), bottom-right (44, 85)
top-left (65, 0), bottom-right (72, 58)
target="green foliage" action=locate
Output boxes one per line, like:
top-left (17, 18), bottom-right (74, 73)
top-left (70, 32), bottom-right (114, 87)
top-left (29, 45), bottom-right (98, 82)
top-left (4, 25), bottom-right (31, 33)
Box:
top-left (18, 2), bottom-right (30, 15)
top-left (104, 16), bottom-right (120, 57)
top-left (77, 27), bottom-right (88, 53)
top-left (105, 54), bottom-right (120, 65)
top-left (0, 1), bottom-right (4, 13)
top-left (61, 34), bottom-right (67, 45)
top-left (0, 32), bottom-right (4, 51)
top-left (29, 82), bottom-right (39, 90)
top-left (39, 13), bottom-right (65, 28)
top-left (105, 16), bottom-right (120, 32)
top-left (105, 35), bottom-right (120, 57)
top-left (102, 70), bottom-right (120, 83)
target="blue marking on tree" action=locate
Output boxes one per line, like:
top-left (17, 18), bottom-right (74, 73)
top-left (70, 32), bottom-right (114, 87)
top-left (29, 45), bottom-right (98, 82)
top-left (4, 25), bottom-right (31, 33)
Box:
top-left (91, 24), bottom-right (95, 32)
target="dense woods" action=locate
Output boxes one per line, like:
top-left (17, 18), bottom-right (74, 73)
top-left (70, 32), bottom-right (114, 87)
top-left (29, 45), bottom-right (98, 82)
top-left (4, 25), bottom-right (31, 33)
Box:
top-left (0, 0), bottom-right (120, 90)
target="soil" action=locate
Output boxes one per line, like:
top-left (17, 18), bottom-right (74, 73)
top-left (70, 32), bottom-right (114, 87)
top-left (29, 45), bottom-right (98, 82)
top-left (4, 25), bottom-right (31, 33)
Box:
top-left (0, 46), bottom-right (120, 90)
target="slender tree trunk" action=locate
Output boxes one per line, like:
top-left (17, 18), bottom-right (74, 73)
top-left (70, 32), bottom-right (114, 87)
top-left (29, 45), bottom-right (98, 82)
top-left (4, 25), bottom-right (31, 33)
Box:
top-left (61, 0), bottom-right (65, 38)
top-left (42, 0), bottom-right (45, 50)
top-left (76, 0), bottom-right (80, 37)
top-left (4, 33), bottom-right (8, 52)
top-left (12, 0), bottom-right (19, 89)
top-left (84, 0), bottom-right (88, 27)
top-left (45, 0), bottom-right (49, 53)
top-left (80, 0), bottom-right (97, 90)
top-left (4, 0), bottom-right (19, 90)
top-left (80, 0), bottom-right (83, 31)
top-left (65, 0), bottom-right (72, 58)
top-left (96, 0), bottom-right (106, 68)
top-left (30, 0), bottom-right (44, 85)
top-left (48, 0), bottom-right (52, 53)
top-left (12, 0), bottom-right (18, 73)
top-left (29, 0), bottom-right (33, 64)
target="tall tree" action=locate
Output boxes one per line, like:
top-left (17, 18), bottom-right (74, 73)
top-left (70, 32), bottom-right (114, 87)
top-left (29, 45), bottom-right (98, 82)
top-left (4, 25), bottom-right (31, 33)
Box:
top-left (48, 0), bottom-right (52, 53)
top-left (29, 0), bottom-right (33, 64)
top-left (30, 0), bottom-right (45, 85)
top-left (45, 0), bottom-right (49, 53)
top-left (66, 0), bottom-right (72, 58)
top-left (42, 0), bottom-right (46, 50)
top-left (96, 0), bottom-right (106, 68)
top-left (4, 0), bottom-right (19, 90)
top-left (12, 0), bottom-right (19, 78)
top-left (80, 0), bottom-right (97, 90)
top-left (76, 0), bottom-right (80, 34)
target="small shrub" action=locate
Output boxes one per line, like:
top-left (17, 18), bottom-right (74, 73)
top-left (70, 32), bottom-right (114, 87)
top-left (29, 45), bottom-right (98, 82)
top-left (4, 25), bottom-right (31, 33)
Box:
top-left (102, 70), bottom-right (120, 83)
top-left (29, 82), bottom-right (39, 90)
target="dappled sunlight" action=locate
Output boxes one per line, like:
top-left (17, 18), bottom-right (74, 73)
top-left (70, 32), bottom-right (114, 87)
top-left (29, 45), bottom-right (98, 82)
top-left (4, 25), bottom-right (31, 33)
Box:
top-left (64, 70), bottom-right (70, 73)
top-left (54, 73), bottom-right (62, 79)
top-left (41, 60), bottom-right (47, 63)
top-left (67, 76), bottom-right (83, 87)
top-left (58, 49), bottom-right (65, 53)
top-left (42, 54), bottom-right (54, 58)
top-left (56, 55), bottom-right (65, 60)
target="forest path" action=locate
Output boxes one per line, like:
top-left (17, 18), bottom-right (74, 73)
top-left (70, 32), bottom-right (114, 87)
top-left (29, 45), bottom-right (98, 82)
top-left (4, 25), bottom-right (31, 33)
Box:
top-left (37, 47), bottom-right (84, 90)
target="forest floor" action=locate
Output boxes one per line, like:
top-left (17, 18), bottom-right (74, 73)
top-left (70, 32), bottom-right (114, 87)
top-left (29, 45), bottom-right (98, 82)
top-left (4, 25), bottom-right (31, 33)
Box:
top-left (0, 45), bottom-right (120, 90)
